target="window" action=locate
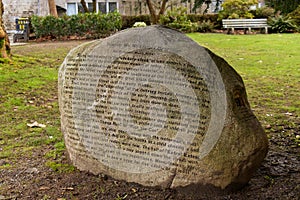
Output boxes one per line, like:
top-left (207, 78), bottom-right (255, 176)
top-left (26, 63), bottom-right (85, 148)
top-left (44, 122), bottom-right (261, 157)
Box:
top-left (67, 1), bottom-right (118, 15)
top-left (67, 3), bottom-right (76, 15)
top-left (77, 2), bottom-right (93, 13)
top-left (109, 2), bottom-right (117, 12)
top-left (98, 1), bottom-right (118, 14)
top-left (98, 2), bottom-right (107, 13)
top-left (78, 3), bottom-right (85, 13)
top-left (88, 3), bottom-right (94, 12)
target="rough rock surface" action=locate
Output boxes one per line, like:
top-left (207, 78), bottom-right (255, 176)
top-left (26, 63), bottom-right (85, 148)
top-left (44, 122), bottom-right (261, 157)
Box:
top-left (58, 25), bottom-right (268, 191)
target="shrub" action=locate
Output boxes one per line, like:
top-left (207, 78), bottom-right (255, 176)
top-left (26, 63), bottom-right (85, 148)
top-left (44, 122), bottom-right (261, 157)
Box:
top-left (159, 7), bottom-right (198, 33)
top-left (265, 0), bottom-right (300, 15)
top-left (63, 14), bottom-right (86, 36)
top-left (187, 14), bottom-right (221, 29)
top-left (253, 6), bottom-right (275, 18)
top-left (218, 0), bottom-right (258, 19)
top-left (187, 14), bottom-right (218, 23)
top-left (31, 12), bottom-right (122, 39)
top-left (197, 20), bottom-right (215, 32)
top-left (287, 5), bottom-right (300, 26)
top-left (121, 15), bottom-right (151, 29)
top-left (268, 15), bottom-right (298, 33)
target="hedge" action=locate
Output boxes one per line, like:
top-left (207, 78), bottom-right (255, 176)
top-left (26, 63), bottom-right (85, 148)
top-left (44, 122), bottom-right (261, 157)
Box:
top-left (31, 12), bottom-right (122, 39)
top-left (31, 12), bottom-right (222, 39)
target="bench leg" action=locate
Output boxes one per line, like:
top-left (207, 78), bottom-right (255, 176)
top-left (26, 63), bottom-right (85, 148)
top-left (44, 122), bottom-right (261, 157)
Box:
top-left (265, 27), bottom-right (268, 34)
top-left (227, 28), bottom-right (231, 34)
top-left (24, 34), bottom-right (28, 42)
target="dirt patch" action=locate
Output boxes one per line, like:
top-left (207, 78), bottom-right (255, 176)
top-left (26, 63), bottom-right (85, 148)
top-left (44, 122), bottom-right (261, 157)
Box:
top-left (0, 41), bottom-right (299, 200)
top-left (1, 139), bottom-right (299, 199)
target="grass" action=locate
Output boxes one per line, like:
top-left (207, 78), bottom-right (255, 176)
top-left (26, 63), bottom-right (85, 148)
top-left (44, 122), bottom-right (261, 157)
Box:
top-left (188, 33), bottom-right (300, 134)
top-left (0, 42), bottom-right (78, 171)
top-left (0, 34), bottom-right (299, 172)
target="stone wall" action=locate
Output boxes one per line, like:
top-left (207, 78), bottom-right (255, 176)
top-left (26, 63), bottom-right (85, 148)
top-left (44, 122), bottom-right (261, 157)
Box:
top-left (3, 0), bottom-right (50, 31)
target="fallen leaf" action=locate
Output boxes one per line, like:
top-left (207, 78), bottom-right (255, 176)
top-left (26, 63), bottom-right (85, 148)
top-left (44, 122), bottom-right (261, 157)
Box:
top-left (27, 121), bottom-right (46, 128)
top-left (131, 188), bottom-right (137, 193)
top-left (39, 186), bottom-right (50, 190)
top-left (284, 112), bottom-right (293, 116)
top-left (62, 187), bottom-right (74, 191)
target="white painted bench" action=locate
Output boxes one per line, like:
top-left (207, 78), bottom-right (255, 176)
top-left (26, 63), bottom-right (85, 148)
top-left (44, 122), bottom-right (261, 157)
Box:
top-left (222, 19), bottom-right (269, 34)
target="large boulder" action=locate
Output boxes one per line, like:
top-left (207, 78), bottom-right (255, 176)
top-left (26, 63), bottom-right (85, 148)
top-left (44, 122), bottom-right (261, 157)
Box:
top-left (58, 25), bottom-right (268, 191)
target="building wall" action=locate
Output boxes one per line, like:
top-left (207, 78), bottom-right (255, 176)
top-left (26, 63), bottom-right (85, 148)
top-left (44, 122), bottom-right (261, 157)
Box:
top-left (118, 0), bottom-right (149, 16)
top-left (65, 0), bottom-right (212, 16)
top-left (3, 0), bottom-right (265, 31)
top-left (66, 0), bottom-right (123, 15)
top-left (3, 0), bottom-right (50, 31)
top-left (3, 0), bottom-right (66, 31)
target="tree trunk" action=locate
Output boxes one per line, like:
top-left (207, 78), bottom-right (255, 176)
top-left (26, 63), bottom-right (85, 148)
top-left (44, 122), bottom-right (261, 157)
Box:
top-left (159, 0), bottom-right (168, 16)
top-left (80, 0), bottom-right (89, 13)
top-left (146, 0), bottom-right (168, 24)
top-left (146, 0), bottom-right (157, 24)
top-left (0, 0), bottom-right (10, 58)
top-left (48, 0), bottom-right (58, 17)
top-left (92, 0), bottom-right (97, 12)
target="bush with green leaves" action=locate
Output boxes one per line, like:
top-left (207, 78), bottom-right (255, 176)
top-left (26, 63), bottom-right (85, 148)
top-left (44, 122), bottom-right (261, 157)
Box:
top-left (159, 7), bottom-right (198, 33)
top-left (121, 15), bottom-right (150, 29)
top-left (187, 14), bottom-right (221, 29)
top-left (218, 0), bottom-right (259, 19)
top-left (197, 20), bottom-right (215, 32)
top-left (31, 12), bottom-right (122, 39)
top-left (268, 16), bottom-right (298, 33)
top-left (287, 5), bottom-right (300, 26)
top-left (252, 6), bottom-right (275, 18)
top-left (265, 0), bottom-right (300, 15)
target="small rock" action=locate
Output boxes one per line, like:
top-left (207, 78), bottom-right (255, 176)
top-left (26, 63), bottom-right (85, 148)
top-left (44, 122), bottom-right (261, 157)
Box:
top-left (25, 167), bottom-right (39, 174)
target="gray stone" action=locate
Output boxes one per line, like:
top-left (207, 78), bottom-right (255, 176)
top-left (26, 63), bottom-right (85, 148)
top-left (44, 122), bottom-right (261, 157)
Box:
top-left (58, 25), bottom-right (268, 190)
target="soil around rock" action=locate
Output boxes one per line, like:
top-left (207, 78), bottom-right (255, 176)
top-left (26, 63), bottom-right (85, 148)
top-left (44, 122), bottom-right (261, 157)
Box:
top-left (0, 41), bottom-right (299, 200)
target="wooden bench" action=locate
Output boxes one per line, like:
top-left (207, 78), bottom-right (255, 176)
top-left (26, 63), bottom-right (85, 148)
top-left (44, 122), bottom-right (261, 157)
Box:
top-left (13, 18), bottom-right (30, 42)
top-left (222, 19), bottom-right (269, 34)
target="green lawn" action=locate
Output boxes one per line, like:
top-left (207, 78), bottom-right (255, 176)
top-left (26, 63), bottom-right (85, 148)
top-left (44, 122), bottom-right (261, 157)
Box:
top-left (188, 33), bottom-right (300, 133)
top-left (0, 42), bottom-right (78, 170)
